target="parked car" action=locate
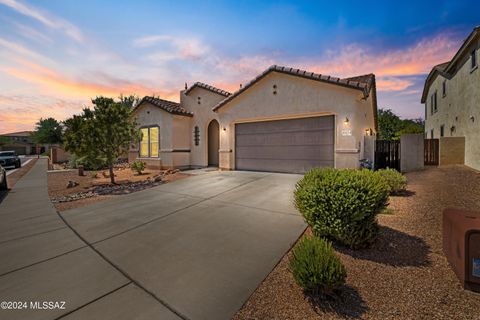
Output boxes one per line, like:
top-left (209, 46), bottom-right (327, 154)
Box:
top-left (0, 165), bottom-right (7, 190)
top-left (0, 151), bottom-right (21, 168)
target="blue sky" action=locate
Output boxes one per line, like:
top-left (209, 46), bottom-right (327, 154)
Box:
top-left (0, 0), bottom-right (479, 133)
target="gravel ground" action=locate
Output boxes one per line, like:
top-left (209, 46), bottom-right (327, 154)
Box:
top-left (233, 165), bottom-right (480, 320)
top-left (48, 168), bottom-right (190, 212)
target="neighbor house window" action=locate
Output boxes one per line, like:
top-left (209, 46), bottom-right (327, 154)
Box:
top-left (442, 80), bottom-right (446, 97)
top-left (140, 126), bottom-right (159, 157)
top-left (440, 125), bottom-right (445, 137)
top-left (471, 49), bottom-right (477, 69)
top-left (430, 92), bottom-right (438, 114)
top-left (430, 129), bottom-right (434, 139)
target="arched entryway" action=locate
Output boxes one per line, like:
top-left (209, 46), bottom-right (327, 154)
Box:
top-left (208, 119), bottom-right (219, 166)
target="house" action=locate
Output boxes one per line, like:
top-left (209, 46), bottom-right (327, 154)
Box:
top-left (0, 131), bottom-right (39, 155)
top-left (421, 26), bottom-right (480, 170)
top-left (130, 65), bottom-right (378, 173)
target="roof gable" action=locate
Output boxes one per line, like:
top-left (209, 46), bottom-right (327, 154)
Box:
top-left (212, 65), bottom-right (375, 112)
top-left (185, 82), bottom-right (231, 97)
top-left (133, 96), bottom-right (193, 117)
top-left (421, 26), bottom-right (480, 103)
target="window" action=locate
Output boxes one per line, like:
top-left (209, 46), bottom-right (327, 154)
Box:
top-left (194, 126), bottom-right (200, 146)
top-left (430, 91), bottom-right (438, 114)
top-left (430, 95), bottom-right (434, 115)
top-left (442, 80), bottom-right (446, 97)
top-left (440, 125), bottom-right (444, 137)
top-left (430, 129), bottom-right (434, 139)
top-left (140, 128), bottom-right (149, 157)
top-left (139, 126), bottom-right (159, 157)
top-left (471, 49), bottom-right (477, 70)
top-left (150, 127), bottom-right (159, 157)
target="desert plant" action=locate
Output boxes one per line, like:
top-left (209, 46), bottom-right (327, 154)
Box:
top-left (91, 171), bottom-right (98, 178)
top-left (130, 161), bottom-right (146, 175)
top-left (294, 168), bottom-right (389, 249)
top-left (376, 168), bottom-right (407, 194)
top-left (289, 236), bottom-right (346, 294)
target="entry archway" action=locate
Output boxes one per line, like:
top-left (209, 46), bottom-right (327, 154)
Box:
top-left (208, 119), bottom-right (219, 166)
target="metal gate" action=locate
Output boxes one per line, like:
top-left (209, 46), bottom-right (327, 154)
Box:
top-left (375, 140), bottom-right (400, 171)
top-left (424, 139), bottom-right (439, 165)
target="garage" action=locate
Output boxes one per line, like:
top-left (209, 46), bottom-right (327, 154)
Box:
top-left (235, 115), bottom-right (335, 173)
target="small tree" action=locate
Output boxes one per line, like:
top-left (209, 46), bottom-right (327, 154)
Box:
top-left (31, 117), bottom-right (63, 144)
top-left (0, 136), bottom-right (12, 147)
top-left (64, 97), bottom-right (139, 184)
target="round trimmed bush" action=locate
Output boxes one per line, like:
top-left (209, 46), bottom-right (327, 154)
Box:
top-left (376, 168), bottom-right (407, 194)
top-left (294, 168), bottom-right (389, 249)
top-left (289, 236), bottom-right (346, 294)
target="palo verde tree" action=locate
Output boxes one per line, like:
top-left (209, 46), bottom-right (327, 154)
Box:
top-left (31, 117), bottom-right (63, 144)
top-left (64, 96), bottom-right (140, 184)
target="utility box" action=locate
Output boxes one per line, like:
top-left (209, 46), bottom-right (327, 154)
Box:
top-left (443, 208), bottom-right (480, 293)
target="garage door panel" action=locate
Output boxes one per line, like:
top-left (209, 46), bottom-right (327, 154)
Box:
top-left (235, 117), bottom-right (333, 134)
top-left (235, 130), bottom-right (334, 147)
top-left (236, 158), bottom-right (333, 174)
top-left (235, 116), bottom-right (334, 173)
top-left (236, 145), bottom-right (334, 161)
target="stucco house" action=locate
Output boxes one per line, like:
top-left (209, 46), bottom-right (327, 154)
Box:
top-left (0, 131), bottom-right (40, 155)
top-left (130, 65), bottom-right (378, 173)
top-left (421, 26), bottom-right (480, 170)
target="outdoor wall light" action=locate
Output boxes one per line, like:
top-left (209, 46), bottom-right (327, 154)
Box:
top-left (223, 127), bottom-right (226, 131)
top-left (470, 115), bottom-right (475, 122)
top-left (344, 117), bottom-right (349, 125)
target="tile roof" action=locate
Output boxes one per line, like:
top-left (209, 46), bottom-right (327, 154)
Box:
top-left (134, 96), bottom-right (193, 117)
top-left (212, 65), bottom-right (375, 111)
top-left (184, 82), bottom-right (231, 97)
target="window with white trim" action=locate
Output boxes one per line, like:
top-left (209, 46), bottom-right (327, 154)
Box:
top-left (140, 126), bottom-right (159, 157)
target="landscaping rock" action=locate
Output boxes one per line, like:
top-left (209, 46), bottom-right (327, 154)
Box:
top-left (66, 180), bottom-right (79, 188)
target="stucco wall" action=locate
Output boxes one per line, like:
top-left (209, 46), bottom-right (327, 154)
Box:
top-left (439, 137), bottom-right (465, 165)
top-left (400, 134), bottom-right (424, 172)
top-left (131, 102), bottom-right (186, 169)
top-left (424, 43), bottom-right (479, 170)
top-left (180, 88), bottom-right (225, 167)
top-left (216, 72), bottom-right (376, 170)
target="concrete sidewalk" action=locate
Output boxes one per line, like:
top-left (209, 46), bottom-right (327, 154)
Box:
top-left (0, 159), bottom-right (180, 320)
top-left (0, 160), bottom-right (305, 320)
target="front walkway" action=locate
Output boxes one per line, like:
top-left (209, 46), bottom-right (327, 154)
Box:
top-left (0, 159), bottom-right (306, 320)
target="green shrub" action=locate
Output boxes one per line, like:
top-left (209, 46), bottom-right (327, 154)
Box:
top-left (69, 153), bottom-right (106, 170)
top-left (289, 236), bottom-right (346, 294)
top-left (130, 161), bottom-right (146, 175)
top-left (91, 171), bottom-right (98, 178)
top-left (376, 168), bottom-right (407, 194)
top-left (294, 168), bottom-right (389, 249)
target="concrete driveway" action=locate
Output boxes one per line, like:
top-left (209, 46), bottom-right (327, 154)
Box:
top-left (0, 160), bottom-right (305, 320)
top-left (62, 170), bottom-right (306, 320)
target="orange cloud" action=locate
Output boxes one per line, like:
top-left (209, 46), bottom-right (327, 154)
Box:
top-left (1, 60), bottom-right (178, 101)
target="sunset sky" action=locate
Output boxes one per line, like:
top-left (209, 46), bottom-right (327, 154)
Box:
top-left (0, 0), bottom-right (479, 134)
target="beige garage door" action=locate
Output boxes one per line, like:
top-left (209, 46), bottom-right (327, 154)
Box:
top-left (235, 115), bottom-right (334, 173)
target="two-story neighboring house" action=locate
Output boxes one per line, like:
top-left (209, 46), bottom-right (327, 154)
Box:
top-left (422, 26), bottom-right (480, 170)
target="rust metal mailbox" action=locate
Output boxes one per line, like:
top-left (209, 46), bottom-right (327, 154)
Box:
top-left (443, 208), bottom-right (480, 293)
